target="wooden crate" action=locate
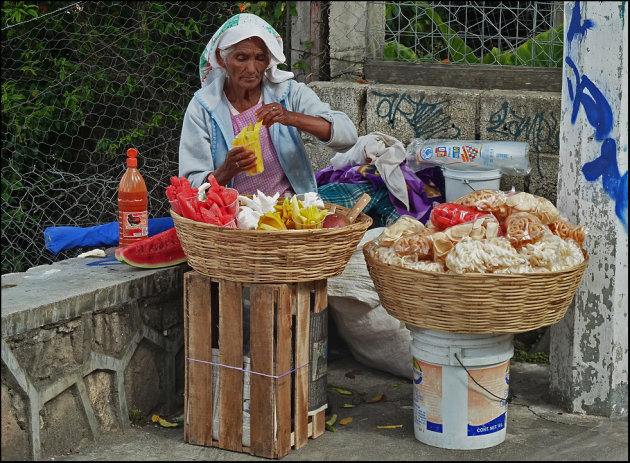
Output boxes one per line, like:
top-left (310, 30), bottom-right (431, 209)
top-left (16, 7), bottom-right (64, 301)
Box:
top-left (183, 271), bottom-right (328, 459)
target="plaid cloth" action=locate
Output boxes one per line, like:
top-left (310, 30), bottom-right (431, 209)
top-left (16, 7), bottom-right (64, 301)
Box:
top-left (316, 164), bottom-right (444, 228)
top-left (318, 183), bottom-right (400, 228)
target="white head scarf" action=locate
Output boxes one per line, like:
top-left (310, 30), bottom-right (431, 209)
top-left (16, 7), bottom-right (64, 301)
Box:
top-left (199, 13), bottom-right (294, 87)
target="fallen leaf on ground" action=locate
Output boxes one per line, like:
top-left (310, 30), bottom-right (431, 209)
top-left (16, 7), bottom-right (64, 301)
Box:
top-left (151, 414), bottom-right (179, 428)
top-left (339, 417), bottom-right (353, 425)
top-left (366, 394), bottom-right (387, 403)
top-left (328, 385), bottom-right (353, 395)
top-left (377, 424), bottom-right (403, 429)
top-left (342, 403), bottom-right (356, 408)
top-left (325, 413), bottom-right (338, 432)
top-left (344, 369), bottom-right (363, 379)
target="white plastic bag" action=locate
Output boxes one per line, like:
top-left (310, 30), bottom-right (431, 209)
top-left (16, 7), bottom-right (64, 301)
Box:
top-left (328, 227), bottom-right (413, 380)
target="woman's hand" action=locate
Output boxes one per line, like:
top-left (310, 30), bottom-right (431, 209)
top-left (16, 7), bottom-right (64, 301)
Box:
top-left (212, 146), bottom-right (257, 185)
top-left (255, 103), bottom-right (294, 128)
top-left (255, 103), bottom-right (332, 142)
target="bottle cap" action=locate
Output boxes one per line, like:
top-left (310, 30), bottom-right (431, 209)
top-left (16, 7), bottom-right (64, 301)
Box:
top-left (126, 148), bottom-right (138, 167)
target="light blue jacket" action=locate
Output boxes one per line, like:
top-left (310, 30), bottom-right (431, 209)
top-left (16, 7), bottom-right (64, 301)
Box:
top-left (178, 73), bottom-right (358, 192)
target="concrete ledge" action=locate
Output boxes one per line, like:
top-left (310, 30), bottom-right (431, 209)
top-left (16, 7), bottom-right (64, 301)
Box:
top-left (1, 249), bottom-right (188, 460)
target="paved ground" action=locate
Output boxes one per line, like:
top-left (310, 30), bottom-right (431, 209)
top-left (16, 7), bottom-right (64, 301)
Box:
top-left (49, 321), bottom-right (627, 462)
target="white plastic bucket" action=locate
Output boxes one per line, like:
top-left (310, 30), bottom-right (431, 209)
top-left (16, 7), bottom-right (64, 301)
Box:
top-left (442, 167), bottom-right (502, 203)
top-left (408, 326), bottom-right (514, 450)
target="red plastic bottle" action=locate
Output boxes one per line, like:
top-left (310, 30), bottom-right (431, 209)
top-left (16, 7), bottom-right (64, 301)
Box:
top-left (118, 148), bottom-right (148, 248)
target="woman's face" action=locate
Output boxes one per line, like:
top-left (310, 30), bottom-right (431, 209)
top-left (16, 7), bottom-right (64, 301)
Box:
top-left (218, 37), bottom-right (270, 91)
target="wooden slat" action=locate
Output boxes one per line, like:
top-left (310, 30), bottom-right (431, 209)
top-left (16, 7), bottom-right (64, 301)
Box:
top-left (293, 282), bottom-right (311, 449)
top-left (249, 285), bottom-right (276, 458)
top-left (184, 271), bottom-right (213, 446)
top-left (184, 273), bottom-right (190, 444)
top-left (218, 280), bottom-right (244, 452)
top-left (311, 279), bottom-right (327, 439)
top-left (275, 284), bottom-right (293, 458)
top-left (364, 60), bottom-right (562, 92)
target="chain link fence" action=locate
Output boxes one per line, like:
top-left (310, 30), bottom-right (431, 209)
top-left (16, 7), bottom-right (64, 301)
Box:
top-left (2, 1), bottom-right (564, 274)
top-left (380, 1), bottom-right (563, 66)
top-left (1, 1), bottom-right (245, 274)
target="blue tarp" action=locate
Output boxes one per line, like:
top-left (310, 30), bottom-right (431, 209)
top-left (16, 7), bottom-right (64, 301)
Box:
top-left (44, 217), bottom-right (174, 254)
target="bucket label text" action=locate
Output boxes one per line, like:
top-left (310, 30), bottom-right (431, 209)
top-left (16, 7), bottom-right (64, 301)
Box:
top-left (413, 359), bottom-right (443, 434)
top-left (467, 361), bottom-right (510, 436)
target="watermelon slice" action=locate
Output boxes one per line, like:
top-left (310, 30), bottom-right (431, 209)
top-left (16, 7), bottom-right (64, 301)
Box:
top-left (115, 227), bottom-right (187, 268)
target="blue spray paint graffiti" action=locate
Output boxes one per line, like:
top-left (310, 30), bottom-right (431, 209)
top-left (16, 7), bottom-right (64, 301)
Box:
top-left (565, 2), bottom-right (628, 231)
top-left (371, 91), bottom-right (461, 140)
top-left (486, 101), bottom-right (560, 177)
top-left (566, 0), bottom-right (594, 43)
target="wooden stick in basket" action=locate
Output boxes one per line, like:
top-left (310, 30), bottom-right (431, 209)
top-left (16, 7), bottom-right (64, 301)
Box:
top-left (346, 193), bottom-right (371, 223)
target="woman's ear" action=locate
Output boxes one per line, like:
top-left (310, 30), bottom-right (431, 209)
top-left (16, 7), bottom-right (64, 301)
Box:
top-left (216, 48), bottom-right (225, 67)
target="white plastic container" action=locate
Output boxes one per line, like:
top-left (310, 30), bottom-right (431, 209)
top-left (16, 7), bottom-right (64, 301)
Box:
top-left (406, 139), bottom-right (531, 176)
top-left (408, 326), bottom-right (514, 450)
top-left (442, 167), bottom-right (502, 203)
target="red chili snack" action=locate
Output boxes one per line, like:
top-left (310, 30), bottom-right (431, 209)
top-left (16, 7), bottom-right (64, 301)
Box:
top-left (430, 203), bottom-right (486, 229)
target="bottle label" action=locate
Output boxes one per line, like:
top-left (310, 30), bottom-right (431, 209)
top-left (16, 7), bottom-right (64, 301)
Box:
top-left (419, 143), bottom-right (483, 164)
top-left (122, 211), bottom-right (148, 238)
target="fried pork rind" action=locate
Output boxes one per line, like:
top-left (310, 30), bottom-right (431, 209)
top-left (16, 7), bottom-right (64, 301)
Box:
top-left (392, 228), bottom-right (438, 260)
top-left (506, 192), bottom-right (560, 224)
top-left (431, 215), bottom-right (501, 263)
top-left (377, 215), bottom-right (425, 247)
top-left (504, 212), bottom-right (547, 247)
top-left (549, 219), bottom-right (586, 247)
top-left (368, 190), bottom-right (585, 275)
top-left (369, 242), bottom-right (446, 272)
top-left (517, 232), bottom-right (585, 271)
top-left (432, 231), bottom-right (455, 264)
top-left (445, 236), bottom-right (529, 274)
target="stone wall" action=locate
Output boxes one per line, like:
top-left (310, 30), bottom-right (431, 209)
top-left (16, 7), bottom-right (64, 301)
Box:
top-left (305, 81), bottom-right (561, 204)
top-left (1, 252), bottom-right (188, 460)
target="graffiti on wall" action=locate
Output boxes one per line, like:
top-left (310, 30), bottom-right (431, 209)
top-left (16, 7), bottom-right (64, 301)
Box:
top-left (371, 91), bottom-right (461, 139)
top-left (486, 101), bottom-right (560, 177)
top-left (566, 1), bottom-right (628, 231)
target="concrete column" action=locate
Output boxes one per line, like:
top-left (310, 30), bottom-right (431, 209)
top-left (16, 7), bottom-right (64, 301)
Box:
top-left (328, 1), bottom-right (385, 80)
top-left (291, 2), bottom-right (328, 83)
top-left (291, 1), bottom-right (311, 83)
top-left (551, 1), bottom-right (628, 417)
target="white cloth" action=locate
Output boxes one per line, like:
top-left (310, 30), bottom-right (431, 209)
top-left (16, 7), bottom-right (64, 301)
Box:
top-left (199, 13), bottom-right (294, 87)
top-left (328, 227), bottom-right (413, 380)
top-left (330, 132), bottom-right (410, 209)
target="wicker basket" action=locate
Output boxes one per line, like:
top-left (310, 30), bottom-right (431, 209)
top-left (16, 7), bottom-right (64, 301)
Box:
top-left (171, 202), bottom-right (372, 283)
top-left (363, 241), bottom-right (588, 334)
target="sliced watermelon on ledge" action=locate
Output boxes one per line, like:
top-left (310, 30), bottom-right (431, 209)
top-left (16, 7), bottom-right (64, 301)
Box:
top-left (115, 227), bottom-right (187, 268)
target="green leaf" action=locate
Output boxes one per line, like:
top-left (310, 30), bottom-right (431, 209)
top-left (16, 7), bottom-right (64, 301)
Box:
top-left (384, 41), bottom-right (418, 62)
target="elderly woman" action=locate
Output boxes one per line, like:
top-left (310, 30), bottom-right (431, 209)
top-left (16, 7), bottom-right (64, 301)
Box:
top-left (179, 13), bottom-right (358, 197)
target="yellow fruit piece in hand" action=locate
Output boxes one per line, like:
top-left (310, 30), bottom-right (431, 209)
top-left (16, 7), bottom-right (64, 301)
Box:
top-left (232, 120), bottom-right (264, 176)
